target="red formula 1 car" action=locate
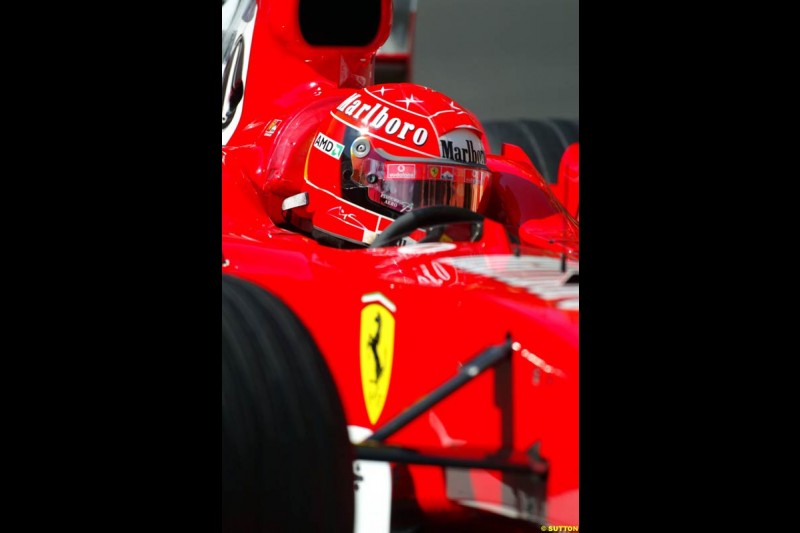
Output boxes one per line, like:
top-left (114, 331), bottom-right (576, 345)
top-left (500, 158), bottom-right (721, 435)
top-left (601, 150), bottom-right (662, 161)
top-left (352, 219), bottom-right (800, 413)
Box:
top-left (221, 1), bottom-right (579, 531)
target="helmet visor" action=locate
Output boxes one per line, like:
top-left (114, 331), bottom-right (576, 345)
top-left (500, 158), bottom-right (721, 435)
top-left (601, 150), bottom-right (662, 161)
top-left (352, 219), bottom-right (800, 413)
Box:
top-left (348, 150), bottom-right (491, 216)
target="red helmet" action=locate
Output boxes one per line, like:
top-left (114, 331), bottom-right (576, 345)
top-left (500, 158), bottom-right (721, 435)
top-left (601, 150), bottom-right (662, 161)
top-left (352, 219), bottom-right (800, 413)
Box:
top-left (284, 83), bottom-right (492, 246)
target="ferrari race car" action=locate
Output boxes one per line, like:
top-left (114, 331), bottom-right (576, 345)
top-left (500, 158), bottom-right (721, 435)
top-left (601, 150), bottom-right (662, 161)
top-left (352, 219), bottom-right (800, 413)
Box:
top-left (221, 1), bottom-right (579, 531)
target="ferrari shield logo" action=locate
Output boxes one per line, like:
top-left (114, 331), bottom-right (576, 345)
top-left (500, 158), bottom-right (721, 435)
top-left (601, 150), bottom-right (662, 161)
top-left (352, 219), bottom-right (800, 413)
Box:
top-left (360, 294), bottom-right (396, 425)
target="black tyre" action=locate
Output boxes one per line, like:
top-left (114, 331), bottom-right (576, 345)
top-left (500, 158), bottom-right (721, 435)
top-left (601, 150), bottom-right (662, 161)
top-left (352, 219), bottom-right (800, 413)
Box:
top-left (482, 119), bottom-right (579, 183)
top-left (222, 275), bottom-right (354, 533)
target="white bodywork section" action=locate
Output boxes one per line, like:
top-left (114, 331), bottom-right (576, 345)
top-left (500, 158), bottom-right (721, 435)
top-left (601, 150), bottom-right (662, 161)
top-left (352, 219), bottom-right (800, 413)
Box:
top-left (439, 255), bottom-right (579, 309)
top-left (348, 426), bottom-right (392, 533)
top-left (221, 1), bottom-right (257, 146)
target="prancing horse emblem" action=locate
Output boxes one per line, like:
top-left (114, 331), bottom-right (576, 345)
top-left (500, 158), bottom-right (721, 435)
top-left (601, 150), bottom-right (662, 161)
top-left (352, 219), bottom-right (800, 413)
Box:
top-left (360, 294), bottom-right (395, 425)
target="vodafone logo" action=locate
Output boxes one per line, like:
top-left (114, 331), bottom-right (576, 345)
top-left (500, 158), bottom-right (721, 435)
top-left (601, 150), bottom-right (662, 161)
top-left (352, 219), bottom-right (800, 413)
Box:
top-left (386, 163), bottom-right (416, 179)
top-left (336, 93), bottom-right (430, 147)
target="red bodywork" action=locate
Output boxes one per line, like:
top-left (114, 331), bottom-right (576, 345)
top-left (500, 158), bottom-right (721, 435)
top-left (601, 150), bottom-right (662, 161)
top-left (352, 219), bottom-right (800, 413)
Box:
top-left (222, 0), bottom-right (578, 528)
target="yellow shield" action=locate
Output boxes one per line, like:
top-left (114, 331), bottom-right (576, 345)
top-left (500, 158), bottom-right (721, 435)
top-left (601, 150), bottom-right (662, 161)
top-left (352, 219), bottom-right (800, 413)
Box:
top-left (360, 302), bottom-right (395, 425)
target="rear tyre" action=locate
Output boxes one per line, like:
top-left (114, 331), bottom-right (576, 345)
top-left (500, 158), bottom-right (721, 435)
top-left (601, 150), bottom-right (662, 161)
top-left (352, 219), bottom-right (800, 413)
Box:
top-left (482, 119), bottom-right (579, 183)
top-left (222, 275), bottom-right (354, 533)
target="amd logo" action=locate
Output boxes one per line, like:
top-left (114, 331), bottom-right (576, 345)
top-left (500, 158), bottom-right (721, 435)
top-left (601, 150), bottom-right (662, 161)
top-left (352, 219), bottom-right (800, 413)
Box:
top-left (313, 132), bottom-right (344, 159)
